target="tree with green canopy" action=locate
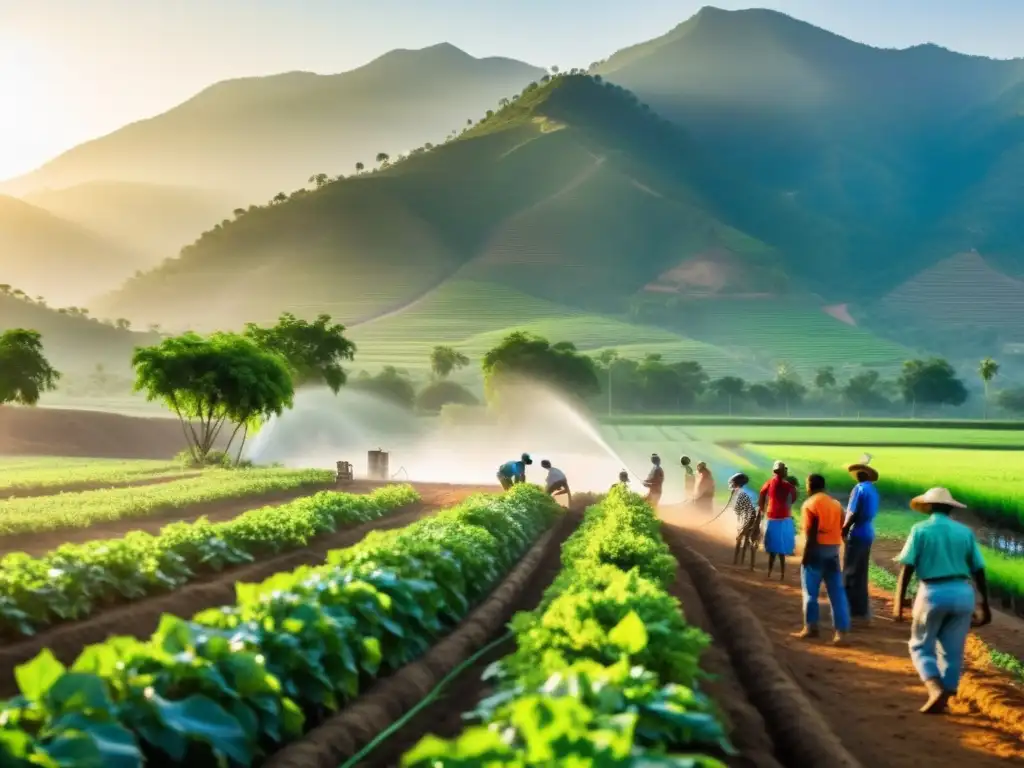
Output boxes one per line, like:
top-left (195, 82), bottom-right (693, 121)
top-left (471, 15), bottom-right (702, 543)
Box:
top-left (482, 332), bottom-right (600, 401)
top-left (429, 345), bottom-right (469, 379)
top-left (897, 358), bottom-right (968, 416)
top-left (0, 329), bottom-right (61, 406)
top-left (132, 332), bottom-right (294, 465)
top-left (244, 313), bottom-right (356, 393)
top-left (710, 376), bottom-right (745, 415)
top-left (978, 357), bottom-right (999, 419)
top-left (350, 366), bottom-right (416, 409)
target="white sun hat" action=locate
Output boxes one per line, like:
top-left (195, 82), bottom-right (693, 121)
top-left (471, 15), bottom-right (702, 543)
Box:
top-left (910, 487), bottom-right (966, 513)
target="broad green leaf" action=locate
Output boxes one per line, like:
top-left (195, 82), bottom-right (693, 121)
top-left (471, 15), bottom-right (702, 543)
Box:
top-left (51, 717), bottom-right (143, 768)
top-left (45, 673), bottom-right (112, 714)
top-left (608, 611), bottom-right (648, 656)
top-left (15, 650), bottom-right (66, 701)
top-left (361, 637), bottom-right (382, 675)
top-left (41, 731), bottom-right (103, 767)
top-left (151, 693), bottom-right (252, 765)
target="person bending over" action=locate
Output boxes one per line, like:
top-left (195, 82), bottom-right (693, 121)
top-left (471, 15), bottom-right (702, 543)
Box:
top-left (729, 473), bottom-right (761, 569)
top-left (496, 453), bottom-right (532, 491)
top-left (540, 459), bottom-right (571, 504)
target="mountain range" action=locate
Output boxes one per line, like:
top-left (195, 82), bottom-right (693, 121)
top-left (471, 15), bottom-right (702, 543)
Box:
top-left (7, 6), bottom-right (1024, 378)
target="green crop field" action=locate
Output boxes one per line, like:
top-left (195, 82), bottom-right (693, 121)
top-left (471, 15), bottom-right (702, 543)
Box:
top-left (0, 468), bottom-right (333, 536)
top-left (0, 458), bottom-right (189, 494)
top-left (751, 445), bottom-right (1024, 528)
top-left (686, 425), bottom-right (1024, 448)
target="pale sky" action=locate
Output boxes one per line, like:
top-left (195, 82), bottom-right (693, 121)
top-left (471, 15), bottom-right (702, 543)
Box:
top-left (2, 0), bottom-right (1024, 181)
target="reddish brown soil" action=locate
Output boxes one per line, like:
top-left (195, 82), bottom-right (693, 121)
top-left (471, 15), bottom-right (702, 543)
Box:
top-left (0, 483), bottom-right (334, 557)
top-left (0, 407), bottom-right (192, 459)
top-left (663, 505), bottom-right (1024, 767)
top-left (0, 472), bottom-right (200, 500)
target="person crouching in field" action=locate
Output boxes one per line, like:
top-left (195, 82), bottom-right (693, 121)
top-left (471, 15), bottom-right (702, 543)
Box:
top-left (612, 470), bottom-right (630, 491)
top-left (895, 487), bottom-right (992, 714)
top-left (497, 453), bottom-right (532, 490)
top-left (540, 459), bottom-right (571, 505)
top-left (643, 453), bottom-right (665, 508)
top-left (729, 473), bottom-right (761, 568)
top-left (759, 460), bottom-right (797, 581)
top-left (693, 461), bottom-right (715, 512)
top-left (798, 474), bottom-right (850, 644)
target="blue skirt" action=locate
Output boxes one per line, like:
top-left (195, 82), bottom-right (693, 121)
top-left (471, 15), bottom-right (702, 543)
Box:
top-left (764, 517), bottom-right (796, 555)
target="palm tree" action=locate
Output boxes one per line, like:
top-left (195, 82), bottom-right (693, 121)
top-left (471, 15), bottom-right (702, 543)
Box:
top-left (355, 162), bottom-right (364, 174)
top-left (429, 345), bottom-right (469, 379)
top-left (979, 357), bottom-right (1000, 419)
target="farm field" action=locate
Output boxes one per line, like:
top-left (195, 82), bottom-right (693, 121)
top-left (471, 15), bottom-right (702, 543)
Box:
top-left (752, 444), bottom-right (1024, 529)
top-left (0, 457), bottom-right (189, 495)
top-left (0, 467), bottom-right (333, 541)
top-left (687, 424), bottom-right (1024, 448)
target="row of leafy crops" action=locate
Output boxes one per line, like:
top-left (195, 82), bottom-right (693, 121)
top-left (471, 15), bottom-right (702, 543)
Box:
top-left (0, 460), bottom-right (188, 495)
top-left (403, 485), bottom-right (731, 767)
top-left (0, 484), bottom-right (420, 638)
top-left (0, 484), bottom-right (561, 767)
top-left (0, 468), bottom-right (334, 536)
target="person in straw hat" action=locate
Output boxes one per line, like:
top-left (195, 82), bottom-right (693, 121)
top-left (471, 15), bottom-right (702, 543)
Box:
top-left (895, 487), bottom-right (991, 714)
top-left (842, 454), bottom-right (880, 624)
top-left (758, 460), bottom-right (798, 580)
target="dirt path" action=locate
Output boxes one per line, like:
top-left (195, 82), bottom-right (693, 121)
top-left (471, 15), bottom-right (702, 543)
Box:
top-left (0, 471), bottom-right (200, 500)
top-left (662, 505), bottom-right (1024, 767)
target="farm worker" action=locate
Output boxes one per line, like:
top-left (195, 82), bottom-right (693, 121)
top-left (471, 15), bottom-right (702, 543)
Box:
top-left (680, 455), bottom-right (695, 501)
top-left (540, 459), bottom-right (571, 504)
top-left (729, 473), bottom-right (761, 568)
top-left (843, 455), bottom-right (880, 624)
top-left (643, 454), bottom-right (664, 508)
top-left (496, 453), bottom-right (532, 491)
top-left (759, 460), bottom-right (797, 581)
top-left (693, 461), bottom-right (715, 512)
top-left (894, 487), bottom-right (991, 714)
top-left (612, 470), bottom-right (630, 491)
top-left (797, 473), bottom-right (851, 643)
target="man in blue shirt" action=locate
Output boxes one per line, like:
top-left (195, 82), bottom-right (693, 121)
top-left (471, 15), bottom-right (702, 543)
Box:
top-left (842, 458), bottom-right (880, 623)
top-left (497, 453), bottom-right (532, 490)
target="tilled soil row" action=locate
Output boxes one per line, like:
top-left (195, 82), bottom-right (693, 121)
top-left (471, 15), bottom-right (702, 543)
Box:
top-left (666, 531), bottom-right (863, 768)
top-left (660, 526), bottom-right (784, 768)
top-left (0, 501), bottom-right (435, 695)
top-left (263, 512), bottom-right (579, 768)
top-left (0, 482), bottom-right (336, 556)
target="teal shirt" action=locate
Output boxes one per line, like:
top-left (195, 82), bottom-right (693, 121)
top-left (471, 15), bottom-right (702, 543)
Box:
top-left (897, 514), bottom-right (985, 581)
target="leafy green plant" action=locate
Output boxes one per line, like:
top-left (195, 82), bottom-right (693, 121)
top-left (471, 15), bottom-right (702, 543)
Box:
top-left (0, 484), bottom-right (419, 638)
top-left (0, 485), bottom-right (560, 766)
top-left (0, 459), bottom-right (185, 495)
top-left (402, 485), bottom-right (730, 765)
top-left (0, 468), bottom-right (333, 536)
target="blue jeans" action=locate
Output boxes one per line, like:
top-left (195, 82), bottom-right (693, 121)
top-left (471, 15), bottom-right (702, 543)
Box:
top-left (909, 580), bottom-right (975, 692)
top-left (801, 551), bottom-right (851, 631)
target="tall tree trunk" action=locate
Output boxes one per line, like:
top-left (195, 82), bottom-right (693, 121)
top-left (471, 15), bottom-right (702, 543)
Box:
top-left (236, 424), bottom-right (249, 465)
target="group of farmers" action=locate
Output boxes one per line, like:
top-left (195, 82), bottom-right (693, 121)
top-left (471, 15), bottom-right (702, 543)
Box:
top-left (727, 456), bottom-right (994, 715)
top-left (496, 449), bottom-right (993, 715)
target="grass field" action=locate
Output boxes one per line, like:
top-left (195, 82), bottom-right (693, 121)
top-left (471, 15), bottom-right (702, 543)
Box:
top-left (753, 445), bottom-right (1024, 529)
top-left (689, 425), bottom-right (1024, 448)
top-left (0, 468), bottom-right (333, 536)
top-left (0, 458), bottom-right (187, 494)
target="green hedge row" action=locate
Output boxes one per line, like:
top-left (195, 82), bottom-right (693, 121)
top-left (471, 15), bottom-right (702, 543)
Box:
top-left (0, 485), bottom-right (561, 767)
top-left (403, 485), bottom-right (731, 767)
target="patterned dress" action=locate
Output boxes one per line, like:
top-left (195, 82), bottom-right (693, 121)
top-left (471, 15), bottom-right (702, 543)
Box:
top-left (734, 487), bottom-right (760, 539)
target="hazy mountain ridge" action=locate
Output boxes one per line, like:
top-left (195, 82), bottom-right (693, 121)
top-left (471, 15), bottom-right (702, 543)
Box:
top-left (2, 44), bottom-right (545, 198)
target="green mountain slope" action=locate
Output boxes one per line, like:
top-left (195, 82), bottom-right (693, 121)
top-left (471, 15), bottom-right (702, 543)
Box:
top-left (596, 6), bottom-right (1024, 299)
top-left (0, 196), bottom-right (144, 306)
top-left (3, 45), bottom-right (544, 199)
top-left (97, 74), bottom-right (791, 331)
top-left (25, 182), bottom-right (236, 261)
top-left (0, 293), bottom-right (155, 374)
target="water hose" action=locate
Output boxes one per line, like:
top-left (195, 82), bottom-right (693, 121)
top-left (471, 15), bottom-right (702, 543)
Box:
top-left (336, 630), bottom-right (514, 768)
top-left (698, 488), bottom-right (738, 529)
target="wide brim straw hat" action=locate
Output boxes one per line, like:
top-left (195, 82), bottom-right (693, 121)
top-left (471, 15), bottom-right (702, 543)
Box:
top-left (846, 453), bottom-right (879, 482)
top-left (910, 487), bottom-right (966, 513)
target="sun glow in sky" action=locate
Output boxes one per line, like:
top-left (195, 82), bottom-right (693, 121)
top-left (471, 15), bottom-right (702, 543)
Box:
top-left (2, 0), bottom-right (1024, 183)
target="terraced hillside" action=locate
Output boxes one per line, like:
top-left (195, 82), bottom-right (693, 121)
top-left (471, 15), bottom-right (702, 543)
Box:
top-left (97, 74), bottom-right (788, 332)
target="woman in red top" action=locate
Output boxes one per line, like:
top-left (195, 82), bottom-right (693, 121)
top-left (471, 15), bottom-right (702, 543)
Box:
top-left (759, 460), bottom-right (798, 580)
